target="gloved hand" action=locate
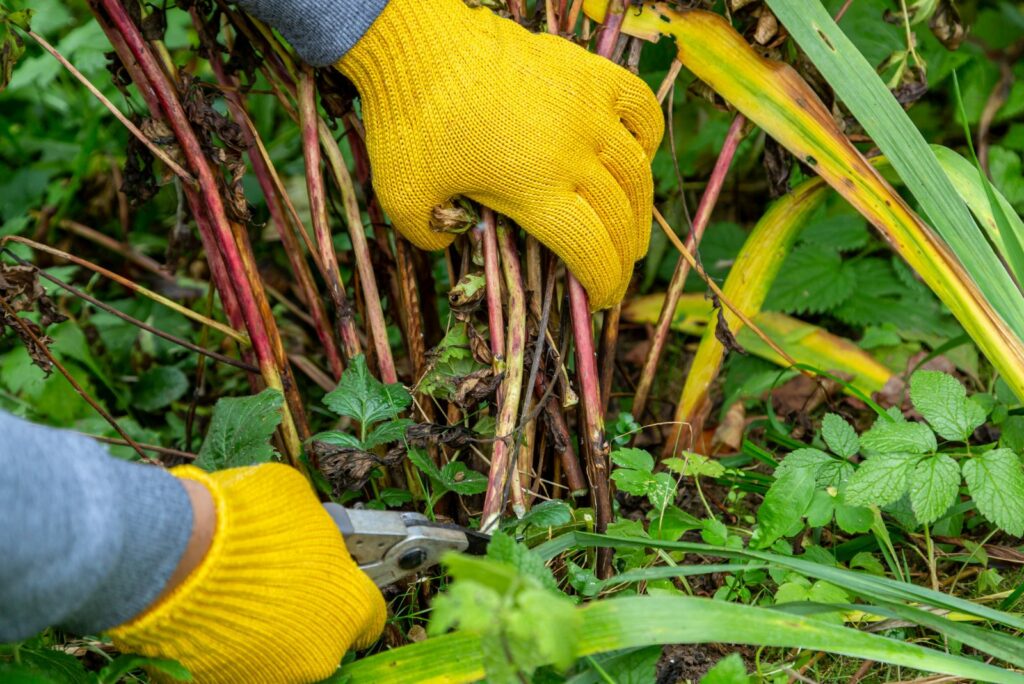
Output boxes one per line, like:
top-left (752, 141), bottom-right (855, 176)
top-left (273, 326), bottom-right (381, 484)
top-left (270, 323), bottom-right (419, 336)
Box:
top-left (110, 464), bottom-right (386, 684)
top-left (337, 0), bottom-right (664, 310)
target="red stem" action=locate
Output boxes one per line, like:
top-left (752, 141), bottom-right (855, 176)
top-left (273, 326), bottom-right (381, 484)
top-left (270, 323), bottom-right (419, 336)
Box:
top-left (298, 66), bottom-right (363, 360)
top-left (632, 114), bottom-right (746, 419)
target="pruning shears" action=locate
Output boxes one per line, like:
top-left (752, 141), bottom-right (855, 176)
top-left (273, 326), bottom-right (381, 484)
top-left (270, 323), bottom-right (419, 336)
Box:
top-left (325, 505), bottom-right (492, 586)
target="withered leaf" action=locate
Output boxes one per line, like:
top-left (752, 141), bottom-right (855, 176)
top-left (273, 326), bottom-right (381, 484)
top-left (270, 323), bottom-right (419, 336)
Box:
top-left (406, 422), bottom-right (478, 450)
top-left (452, 368), bottom-right (503, 408)
top-left (0, 263), bottom-right (67, 375)
top-left (312, 442), bottom-right (404, 494)
top-left (712, 298), bottom-right (746, 355)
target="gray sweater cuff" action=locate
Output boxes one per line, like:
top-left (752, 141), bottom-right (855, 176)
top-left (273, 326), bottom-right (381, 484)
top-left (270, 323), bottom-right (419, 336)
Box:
top-left (235, 0), bottom-right (391, 67)
top-left (0, 411), bottom-right (192, 639)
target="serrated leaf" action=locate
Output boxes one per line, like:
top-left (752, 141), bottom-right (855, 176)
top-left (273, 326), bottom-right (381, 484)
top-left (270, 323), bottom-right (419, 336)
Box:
top-left (647, 472), bottom-right (676, 511)
top-left (909, 370), bottom-right (988, 441)
top-left (700, 653), bottom-right (748, 684)
top-left (822, 413), bottom-right (859, 458)
top-left (962, 449), bottom-right (1024, 536)
top-left (1000, 416), bottom-right (1024, 453)
top-left (800, 212), bottom-right (871, 252)
top-left (766, 243), bottom-right (856, 315)
top-left (486, 531), bottom-right (558, 593)
top-left (362, 418), bottom-right (412, 450)
top-left (752, 466), bottom-right (815, 548)
top-left (775, 448), bottom-right (833, 479)
top-left (843, 453), bottom-right (918, 507)
top-left (516, 500), bottom-right (573, 530)
top-left (611, 447), bottom-right (655, 472)
top-left (407, 447), bottom-right (442, 481)
top-left (805, 489), bottom-right (835, 528)
top-left (310, 430), bottom-right (361, 449)
top-left (664, 452), bottom-right (725, 478)
top-left (908, 454), bottom-right (961, 525)
top-left (440, 461), bottom-right (488, 495)
top-left (196, 388), bottom-right (282, 471)
top-left (323, 354), bottom-right (410, 426)
top-left (860, 418), bottom-right (936, 455)
top-left (589, 646), bottom-right (662, 684)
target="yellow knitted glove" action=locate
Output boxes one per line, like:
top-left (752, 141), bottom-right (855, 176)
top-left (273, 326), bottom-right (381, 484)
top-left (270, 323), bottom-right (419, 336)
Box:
top-left (109, 464), bottom-right (386, 684)
top-left (337, 0), bottom-right (663, 310)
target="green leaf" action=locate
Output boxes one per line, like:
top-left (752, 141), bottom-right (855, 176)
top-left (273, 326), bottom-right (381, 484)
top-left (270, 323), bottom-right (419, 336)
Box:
top-left (859, 418), bottom-right (936, 455)
top-left (576, 646), bottom-right (661, 684)
top-left (407, 447), bottom-right (443, 481)
top-left (99, 655), bottom-right (192, 683)
top-left (909, 370), bottom-right (988, 441)
top-left (650, 505), bottom-right (703, 541)
top-left (962, 448), bottom-right (1024, 536)
top-left (752, 466), bottom-right (814, 548)
top-left (843, 453), bottom-right (917, 507)
top-left (774, 447), bottom-right (832, 479)
top-left (310, 430), bottom-right (361, 449)
top-left (610, 447), bottom-right (655, 472)
top-left (132, 366), bottom-right (189, 412)
top-left (821, 413), bottom-right (858, 458)
top-left (362, 418), bottom-right (412, 450)
top-left (195, 388), bottom-right (283, 471)
top-left (908, 454), bottom-right (961, 525)
top-left (611, 468), bottom-right (654, 496)
top-left (440, 461), bottom-right (488, 495)
top-left (516, 500), bottom-right (573, 530)
top-left (766, 243), bottom-right (855, 314)
top-left (700, 653), bottom-right (748, 684)
top-left (1000, 415), bottom-right (1024, 453)
top-left (323, 355), bottom-right (410, 427)
top-left (486, 531), bottom-right (558, 593)
top-left (664, 452), bottom-right (725, 478)
top-left (834, 503), bottom-right (874, 534)
top-left (417, 323), bottom-right (488, 400)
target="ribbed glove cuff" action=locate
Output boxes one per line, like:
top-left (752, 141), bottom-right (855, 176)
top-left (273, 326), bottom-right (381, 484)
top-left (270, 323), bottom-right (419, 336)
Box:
top-left (110, 464), bottom-right (386, 684)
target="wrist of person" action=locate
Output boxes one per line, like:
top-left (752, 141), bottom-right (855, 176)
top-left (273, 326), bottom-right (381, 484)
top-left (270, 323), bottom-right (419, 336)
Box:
top-left (110, 464), bottom-right (386, 684)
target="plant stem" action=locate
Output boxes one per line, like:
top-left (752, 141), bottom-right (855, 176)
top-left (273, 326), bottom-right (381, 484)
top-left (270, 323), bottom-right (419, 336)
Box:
top-left (318, 118), bottom-right (398, 383)
top-left (633, 113), bottom-right (746, 419)
top-left (298, 66), bottom-right (363, 362)
top-left (92, 0), bottom-right (305, 464)
top-left (481, 211), bottom-right (528, 528)
top-left (195, 12), bottom-right (344, 379)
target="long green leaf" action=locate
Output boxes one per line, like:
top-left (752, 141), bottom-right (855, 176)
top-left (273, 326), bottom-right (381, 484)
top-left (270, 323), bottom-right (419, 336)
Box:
top-left (764, 0), bottom-right (1024, 344)
top-left (343, 595), bottom-right (1024, 683)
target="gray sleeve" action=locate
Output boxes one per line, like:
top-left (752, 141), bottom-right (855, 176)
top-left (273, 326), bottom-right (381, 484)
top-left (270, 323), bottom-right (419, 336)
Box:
top-left (0, 411), bottom-right (193, 640)
top-left (234, 0), bottom-right (390, 67)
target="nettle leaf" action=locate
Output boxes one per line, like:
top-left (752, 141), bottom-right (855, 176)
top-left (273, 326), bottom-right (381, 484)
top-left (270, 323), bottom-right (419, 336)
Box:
top-left (962, 448), bottom-right (1024, 536)
top-left (752, 466), bottom-right (815, 549)
top-left (362, 418), bottom-right (412, 450)
top-left (1000, 415), bottom-right (1024, 453)
top-left (407, 447), bottom-right (442, 481)
top-left (909, 453), bottom-right (961, 525)
top-left (486, 531), bottom-right (559, 593)
top-left (611, 447), bottom-right (655, 472)
top-left (700, 653), bottom-right (749, 684)
top-left (766, 243), bottom-right (855, 314)
top-left (132, 366), bottom-right (189, 412)
top-left (775, 447), bottom-right (832, 477)
top-left (196, 388), bottom-right (283, 471)
top-left (440, 461), bottom-right (488, 495)
top-left (821, 413), bottom-right (859, 458)
top-left (311, 430), bottom-right (361, 449)
top-left (859, 417), bottom-right (936, 455)
top-left (909, 370), bottom-right (988, 441)
top-left (515, 500), bottom-right (572, 530)
top-left (323, 354), bottom-right (410, 427)
top-left (843, 453), bottom-right (918, 507)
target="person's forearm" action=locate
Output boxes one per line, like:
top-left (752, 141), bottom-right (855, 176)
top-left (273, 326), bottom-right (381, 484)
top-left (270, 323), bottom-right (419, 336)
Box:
top-left (231, 0), bottom-right (390, 67)
top-left (0, 411), bottom-right (194, 640)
